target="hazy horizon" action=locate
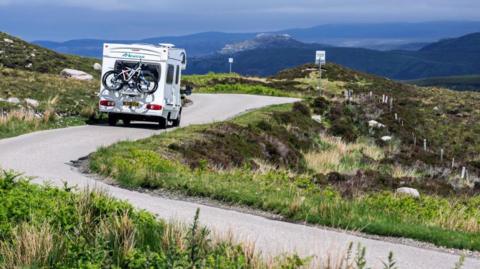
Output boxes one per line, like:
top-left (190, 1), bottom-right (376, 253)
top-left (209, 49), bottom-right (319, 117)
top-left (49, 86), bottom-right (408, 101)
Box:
top-left (1, 0), bottom-right (479, 41)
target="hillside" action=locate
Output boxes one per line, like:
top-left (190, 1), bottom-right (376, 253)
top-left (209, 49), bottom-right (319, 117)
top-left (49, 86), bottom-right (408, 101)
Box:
top-left (0, 32), bottom-right (98, 75)
top-left (408, 74), bottom-right (480, 91)
top-left (187, 32), bottom-right (480, 80)
top-left (91, 63), bottom-right (480, 252)
top-left (0, 33), bottom-right (100, 138)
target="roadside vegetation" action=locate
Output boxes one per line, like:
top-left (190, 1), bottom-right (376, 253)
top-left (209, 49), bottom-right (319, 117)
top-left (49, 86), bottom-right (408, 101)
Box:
top-left (91, 63), bottom-right (480, 252)
top-left (90, 102), bottom-right (480, 251)
top-left (0, 171), bottom-right (313, 268)
top-left (0, 67), bottom-right (99, 138)
top-left (3, 171), bottom-right (428, 269)
top-left (0, 32), bottom-right (98, 75)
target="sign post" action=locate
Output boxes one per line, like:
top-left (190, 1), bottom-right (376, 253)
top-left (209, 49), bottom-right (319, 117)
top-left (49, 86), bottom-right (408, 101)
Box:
top-left (228, 58), bottom-right (234, 73)
top-left (315, 51), bottom-right (326, 94)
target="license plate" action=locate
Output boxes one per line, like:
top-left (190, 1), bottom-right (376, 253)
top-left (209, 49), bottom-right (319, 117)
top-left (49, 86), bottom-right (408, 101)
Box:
top-left (123, 101), bottom-right (139, 107)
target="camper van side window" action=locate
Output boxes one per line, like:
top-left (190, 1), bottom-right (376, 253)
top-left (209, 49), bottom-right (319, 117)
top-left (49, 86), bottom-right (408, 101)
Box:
top-left (166, 64), bottom-right (175, 84)
top-left (175, 65), bottom-right (180, 84)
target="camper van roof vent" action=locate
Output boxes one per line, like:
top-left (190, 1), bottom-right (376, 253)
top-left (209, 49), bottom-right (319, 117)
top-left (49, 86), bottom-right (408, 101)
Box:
top-left (158, 43), bottom-right (175, 48)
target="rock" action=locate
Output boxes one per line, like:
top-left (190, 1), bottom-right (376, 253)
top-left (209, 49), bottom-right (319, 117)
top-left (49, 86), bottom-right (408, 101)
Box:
top-left (3, 38), bottom-right (14, 44)
top-left (311, 115), bottom-right (322, 123)
top-left (381, 136), bottom-right (392, 142)
top-left (25, 63), bottom-right (32, 68)
top-left (6, 97), bottom-right (20, 104)
top-left (93, 63), bottom-right (102, 70)
top-left (25, 98), bottom-right (39, 108)
top-left (368, 120), bottom-right (385, 128)
top-left (433, 106), bottom-right (439, 111)
top-left (60, 69), bottom-right (93, 81)
top-left (396, 187), bottom-right (420, 198)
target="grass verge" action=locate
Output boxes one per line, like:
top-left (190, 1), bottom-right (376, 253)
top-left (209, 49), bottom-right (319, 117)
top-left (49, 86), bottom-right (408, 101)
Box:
top-left (90, 103), bottom-right (480, 251)
top-left (0, 170), bottom-right (310, 268)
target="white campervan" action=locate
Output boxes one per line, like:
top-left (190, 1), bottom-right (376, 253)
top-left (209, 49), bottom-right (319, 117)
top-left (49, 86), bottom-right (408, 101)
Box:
top-left (99, 43), bottom-right (188, 128)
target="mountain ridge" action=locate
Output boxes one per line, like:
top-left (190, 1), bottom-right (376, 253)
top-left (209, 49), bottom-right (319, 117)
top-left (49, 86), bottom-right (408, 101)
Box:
top-left (33, 21), bottom-right (480, 57)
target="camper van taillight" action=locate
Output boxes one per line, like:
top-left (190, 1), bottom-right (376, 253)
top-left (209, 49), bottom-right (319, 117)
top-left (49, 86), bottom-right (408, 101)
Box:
top-left (100, 100), bottom-right (115, 107)
top-left (146, 104), bottom-right (162, 110)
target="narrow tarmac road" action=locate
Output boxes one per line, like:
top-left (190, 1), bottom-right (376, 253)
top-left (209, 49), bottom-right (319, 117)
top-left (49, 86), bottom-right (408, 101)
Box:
top-left (0, 94), bottom-right (478, 268)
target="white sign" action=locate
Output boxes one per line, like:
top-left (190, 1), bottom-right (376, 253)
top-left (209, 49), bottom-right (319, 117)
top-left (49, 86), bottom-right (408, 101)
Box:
top-left (315, 51), bottom-right (326, 65)
top-left (228, 58), bottom-right (234, 63)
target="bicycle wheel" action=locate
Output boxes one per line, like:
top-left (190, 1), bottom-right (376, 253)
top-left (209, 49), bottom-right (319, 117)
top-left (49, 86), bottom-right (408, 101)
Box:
top-left (102, 71), bottom-right (124, 91)
top-left (137, 72), bottom-right (158, 94)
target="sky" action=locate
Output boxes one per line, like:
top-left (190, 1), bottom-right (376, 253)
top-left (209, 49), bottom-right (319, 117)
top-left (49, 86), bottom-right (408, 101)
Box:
top-left (0, 0), bottom-right (479, 41)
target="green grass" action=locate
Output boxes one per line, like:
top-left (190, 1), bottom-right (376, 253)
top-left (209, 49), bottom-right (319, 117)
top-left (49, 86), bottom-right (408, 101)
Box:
top-left (0, 32), bottom-right (98, 76)
top-left (0, 67), bottom-right (100, 139)
top-left (184, 72), bottom-right (302, 97)
top-left (0, 171), bottom-right (310, 268)
top-left (196, 83), bottom-right (294, 97)
top-left (183, 72), bottom-right (241, 85)
top-left (89, 104), bottom-right (480, 251)
top-left (0, 116), bottom-right (85, 139)
top-left (407, 74), bottom-right (480, 91)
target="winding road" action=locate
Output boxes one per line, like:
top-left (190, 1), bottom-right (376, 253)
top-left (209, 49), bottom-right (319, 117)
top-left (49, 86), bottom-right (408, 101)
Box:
top-left (0, 94), bottom-right (478, 268)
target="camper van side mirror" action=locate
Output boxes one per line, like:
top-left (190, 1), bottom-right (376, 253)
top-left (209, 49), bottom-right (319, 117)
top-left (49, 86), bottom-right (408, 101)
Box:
top-left (181, 85), bottom-right (193, 96)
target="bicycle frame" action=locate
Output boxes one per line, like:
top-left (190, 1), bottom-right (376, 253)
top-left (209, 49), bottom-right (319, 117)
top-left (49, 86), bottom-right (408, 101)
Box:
top-left (119, 64), bottom-right (143, 82)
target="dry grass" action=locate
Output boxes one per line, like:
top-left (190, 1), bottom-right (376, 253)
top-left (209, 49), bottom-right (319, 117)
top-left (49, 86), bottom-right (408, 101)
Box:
top-left (391, 164), bottom-right (419, 179)
top-left (0, 109), bottom-right (37, 125)
top-left (305, 134), bottom-right (383, 175)
top-left (0, 222), bottom-right (58, 269)
top-left (433, 206), bottom-right (480, 233)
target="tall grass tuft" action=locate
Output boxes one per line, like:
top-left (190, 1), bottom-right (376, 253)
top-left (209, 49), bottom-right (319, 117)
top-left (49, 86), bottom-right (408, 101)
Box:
top-left (0, 222), bottom-right (61, 269)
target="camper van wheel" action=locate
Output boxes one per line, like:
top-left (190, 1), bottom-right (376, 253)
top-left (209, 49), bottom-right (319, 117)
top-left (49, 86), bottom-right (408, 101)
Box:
top-left (108, 114), bottom-right (118, 126)
top-left (158, 117), bottom-right (167, 129)
top-left (172, 110), bottom-right (182, 127)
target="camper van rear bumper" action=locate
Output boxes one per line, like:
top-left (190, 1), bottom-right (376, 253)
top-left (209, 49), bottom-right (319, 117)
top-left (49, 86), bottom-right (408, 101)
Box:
top-left (99, 107), bottom-right (165, 117)
top-left (106, 112), bottom-right (166, 122)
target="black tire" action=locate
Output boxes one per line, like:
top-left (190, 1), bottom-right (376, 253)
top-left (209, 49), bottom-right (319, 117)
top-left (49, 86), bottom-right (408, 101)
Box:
top-left (108, 114), bottom-right (118, 126)
top-left (102, 71), bottom-right (124, 91)
top-left (137, 72), bottom-right (158, 94)
top-left (123, 119), bottom-right (131, 126)
top-left (158, 117), bottom-right (167, 129)
top-left (171, 109), bottom-right (181, 127)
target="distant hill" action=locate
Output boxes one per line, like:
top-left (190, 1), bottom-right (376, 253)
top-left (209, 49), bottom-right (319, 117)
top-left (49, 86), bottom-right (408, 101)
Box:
top-left (0, 32), bottom-right (97, 74)
top-left (187, 32), bottom-right (480, 80)
top-left (219, 33), bottom-right (311, 55)
top-left (407, 75), bottom-right (480, 91)
top-left (34, 32), bottom-right (256, 58)
top-left (33, 21), bottom-right (480, 57)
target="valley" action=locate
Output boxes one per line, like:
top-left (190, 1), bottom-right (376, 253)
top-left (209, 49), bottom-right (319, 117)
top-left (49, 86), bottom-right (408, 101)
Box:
top-left (1, 31), bottom-right (480, 268)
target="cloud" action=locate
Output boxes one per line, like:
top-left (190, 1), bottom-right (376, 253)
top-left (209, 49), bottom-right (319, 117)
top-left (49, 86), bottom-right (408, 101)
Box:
top-left (1, 0), bottom-right (479, 14)
top-left (1, 0), bottom-right (480, 40)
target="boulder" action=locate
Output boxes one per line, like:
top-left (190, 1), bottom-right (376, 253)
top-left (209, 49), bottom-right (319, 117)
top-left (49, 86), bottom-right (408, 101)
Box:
top-left (93, 63), bottom-right (102, 71)
top-left (311, 115), bottom-right (322, 123)
top-left (3, 38), bottom-right (14, 44)
top-left (25, 98), bottom-right (39, 108)
top-left (381, 136), bottom-right (392, 142)
top-left (6, 97), bottom-right (20, 104)
top-left (396, 187), bottom-right (420, 198)
top-left (368, 120), bottom-right (385, 128)
top-left (60, 69), bottom-right (93, 81)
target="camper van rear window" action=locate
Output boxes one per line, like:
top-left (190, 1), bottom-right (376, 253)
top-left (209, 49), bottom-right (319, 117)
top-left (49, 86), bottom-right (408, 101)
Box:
top-left (166, 65), bottom-right (175, 84)
top-left (122, 52), bottom-right (145, 59)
